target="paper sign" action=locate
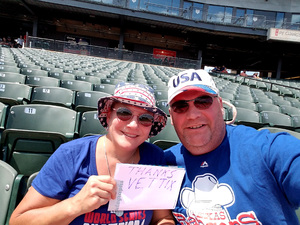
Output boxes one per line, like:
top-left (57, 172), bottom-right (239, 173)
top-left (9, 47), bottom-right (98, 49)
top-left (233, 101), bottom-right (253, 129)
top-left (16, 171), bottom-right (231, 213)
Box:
top-left (108, 163), bottom-right (185, 211)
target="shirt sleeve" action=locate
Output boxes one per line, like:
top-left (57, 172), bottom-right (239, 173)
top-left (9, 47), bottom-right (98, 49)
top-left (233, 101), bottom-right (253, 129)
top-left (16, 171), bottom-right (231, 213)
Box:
top-left (32, 138), bottom-right (94, 200)
top-left (263, 132), bottom-right (300, 208)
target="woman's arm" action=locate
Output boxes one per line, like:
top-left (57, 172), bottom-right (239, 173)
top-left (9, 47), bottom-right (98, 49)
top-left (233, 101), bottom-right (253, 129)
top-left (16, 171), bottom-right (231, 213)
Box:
top-left (151, 210), bottom-right (175, 225)
top-left (9, 175), bottom-right (116, 225)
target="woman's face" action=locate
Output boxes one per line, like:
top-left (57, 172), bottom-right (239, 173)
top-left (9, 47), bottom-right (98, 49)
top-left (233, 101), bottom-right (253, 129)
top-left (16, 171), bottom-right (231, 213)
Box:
top-left (106, 102), bottom-right (153, 151)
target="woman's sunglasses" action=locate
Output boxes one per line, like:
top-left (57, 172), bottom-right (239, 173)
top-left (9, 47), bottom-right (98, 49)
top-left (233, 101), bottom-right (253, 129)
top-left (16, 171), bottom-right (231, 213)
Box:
top-left (171, 95), bottom-right (218, 114)
top-left (113, 107), bottom-right (154, 127)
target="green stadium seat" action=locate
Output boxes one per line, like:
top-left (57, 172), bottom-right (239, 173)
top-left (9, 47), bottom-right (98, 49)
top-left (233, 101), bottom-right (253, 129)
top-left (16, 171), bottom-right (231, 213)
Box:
top-left (0, 82), bottom-right (32, 106)
top-left (79, 110), bottom-right (107, 137)
top-left (156, 100), bottom-right (169, 116)
top-left (101, 78), bottom-right (124, 85)
top-left (234, 94), bottom-right (254, 102)
top-left (76, 75), bottom-right (101, 85)
top-left (154, 90), bottom-right (168, 101)
top-left (75, 91), bottom-right (111, 113)
top-left (0, 160), bottom-right (25, 225)
top-left (48, 71), bottom-right (76, 80)
top-left (149, 117), bottom-right (180, 150)
top-left (60, 79), bottom-right (93, 92)
top-left (256, 103), bottom-right (281, 113)
top-left (0, 72), bottom-right (26, 84)
top-left (30, 86), bottom-right (75, 108)
top-left (232, 100), bottom-right (257, 111)
top-left (20, 68), bottom-right (48, 77)
top-left (25, 76), bottom-right (60, 87)
top-left (234, 107), bottom-right (262, 129)
top-left (0, 65), bottom-right (20, 73)
top-left (93, 84), bottom-right (116, 94)
top-left (280, 105), bottom-right (300, 116)
top-left (1, 104), bottom-right (79, 176)
top-left (260, 111), bottom-right (293, 129)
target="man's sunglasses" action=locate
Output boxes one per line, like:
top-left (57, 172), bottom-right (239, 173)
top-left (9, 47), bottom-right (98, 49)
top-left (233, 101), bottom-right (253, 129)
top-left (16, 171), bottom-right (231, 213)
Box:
top-left (113, 107), bottom-right (154, 127)
top-left (171, 95), bottom-right (218, 113)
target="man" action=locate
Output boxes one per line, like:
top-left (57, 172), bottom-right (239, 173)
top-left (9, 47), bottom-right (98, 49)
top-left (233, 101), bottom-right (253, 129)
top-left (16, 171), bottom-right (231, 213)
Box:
top-left (164, 69), bottom-right (300, 225)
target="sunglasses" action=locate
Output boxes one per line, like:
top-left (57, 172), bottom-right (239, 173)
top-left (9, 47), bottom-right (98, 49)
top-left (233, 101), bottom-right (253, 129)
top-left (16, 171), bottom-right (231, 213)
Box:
top-left (113, 107), bottom-right (154, 127)
top-left (171, 95), bottom-right (218, 113)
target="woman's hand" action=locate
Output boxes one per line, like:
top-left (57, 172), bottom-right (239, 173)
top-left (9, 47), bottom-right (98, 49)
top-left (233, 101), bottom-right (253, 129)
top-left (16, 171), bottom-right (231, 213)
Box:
top-left (71, 175), bottom-right (117, 215)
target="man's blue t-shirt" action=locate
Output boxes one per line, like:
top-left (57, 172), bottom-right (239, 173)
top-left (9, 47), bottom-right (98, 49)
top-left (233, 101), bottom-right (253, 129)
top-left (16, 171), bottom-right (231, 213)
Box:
top-left (164, 125), bottom-right (300, 225)
top-left (32, 135), bottom-right (165, 225)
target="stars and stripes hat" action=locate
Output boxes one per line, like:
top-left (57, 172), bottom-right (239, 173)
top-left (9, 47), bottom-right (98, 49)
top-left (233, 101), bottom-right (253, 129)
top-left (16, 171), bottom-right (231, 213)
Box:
top-left (98, 82), bottom-right (167, 137)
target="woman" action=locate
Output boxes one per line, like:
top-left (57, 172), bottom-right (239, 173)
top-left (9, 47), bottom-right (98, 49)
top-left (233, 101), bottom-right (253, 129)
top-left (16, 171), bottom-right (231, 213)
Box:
top-left (9, 82), bottom-right (173, 225)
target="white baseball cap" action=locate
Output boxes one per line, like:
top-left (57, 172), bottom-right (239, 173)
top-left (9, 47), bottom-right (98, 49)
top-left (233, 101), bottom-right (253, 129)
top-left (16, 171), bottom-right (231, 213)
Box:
top-left (167, 69), bottom-right (219, 104)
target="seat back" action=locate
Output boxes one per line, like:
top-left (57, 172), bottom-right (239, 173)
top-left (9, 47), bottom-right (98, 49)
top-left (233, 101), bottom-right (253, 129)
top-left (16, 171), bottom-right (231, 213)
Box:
top-left (234, 107), bottom-right (262, 129)
top-left (30, 86), bottom-right (75, 108)
top-left (61, 79), bottom-right (93, 92)
top-left (0, 160), bottom-right (17, 225)
top-left (79, 111), bottom-right (107, 137)
top-left (0, 65), bottom-right (20, 73)
top-left (25, 76), bottom-right (60, 87)
top-left (1, 104), bottom-right (79, 175)
top-left (75, 91), bottom-right (111, 113)
top-left (154, 90), bottom-right (168, 101)
top-left (0, 72), bottom-right (26, 84)
top-left (260, 111), bottom-right (292, 129)
top-left (48, 71), bottom-right (76, 80)
top-left (20, 68), bottom-right (48, 77)
top-left (149, 117), bottom-right (180, 150)
top-left (156, 100), bottom-right (169, 116)
top-left (0, 82), bottom-right (32, 105)
top-left (93, 84), bottom-right (115, 94)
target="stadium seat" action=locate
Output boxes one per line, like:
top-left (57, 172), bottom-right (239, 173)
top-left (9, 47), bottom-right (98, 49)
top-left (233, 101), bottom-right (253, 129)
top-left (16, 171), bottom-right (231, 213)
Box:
top-left (1, 104), bottom-right (79, 176)
top-left (0, 82), bottom-right (32, 106)
top-left (0, 160), bottom-right (25, 225)
top-left (0, 72), bottom-right (26, 84)
top-left (234, 107), bottom-right (262, 129)
top-left (219, 92), bottom-right (235, 102)
top-left (156, 100), bottom-right (169, 116)
top-left (291, 115), bottom-right (300, 132)
top-left (75, 91), bottom-right (111, 113)
top-left (234, 94), bottom-right (254, 102)
top-left (30, 86), bottom-right (75, 108)
top-left (93, 84), bottom-right (116, 94)
top-left (20, 68), bottom-right (48, 77)
top-left (0, 65), bottom-right (20, 73)
top-left (260, 111), bottom-right (293, 129)
top-left (232, 100), bottom-right (257, 111)
top-left (154, 90), bottom-right (168, 101)
top-left (25, 76), bottom-right (60, 87)
top-left (149, 117), bottom-right (180, 150)
top-left (48, 71), bottom-right (76, 80)
top-left (256, 103), bottom-right (281, 113)
top-left (280, 105), bottom-right (300, 116)
top-left (101, 78), bottom-right (124, 85)
top-left (60, 79), bottom-right (93, 92)
top-left (79, 110), bottom-right (107, 137)
top-left (76, 75), bottom-right (101, 85)
top-left (253, 96), bottom-right (273, 104)
top-left (272, 98), bottom-right (292, 107)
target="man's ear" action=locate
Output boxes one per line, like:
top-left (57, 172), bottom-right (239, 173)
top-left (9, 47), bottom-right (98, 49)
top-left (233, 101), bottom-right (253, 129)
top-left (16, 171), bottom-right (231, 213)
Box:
top-left (169, 108), bottom-right (174, 125)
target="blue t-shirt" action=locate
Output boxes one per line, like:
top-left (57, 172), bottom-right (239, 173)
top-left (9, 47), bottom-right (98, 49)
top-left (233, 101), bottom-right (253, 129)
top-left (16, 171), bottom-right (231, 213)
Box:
top-left (164, 125), bottom-right (300, 225)
top-left (32, 135), bottom-right (165, 225)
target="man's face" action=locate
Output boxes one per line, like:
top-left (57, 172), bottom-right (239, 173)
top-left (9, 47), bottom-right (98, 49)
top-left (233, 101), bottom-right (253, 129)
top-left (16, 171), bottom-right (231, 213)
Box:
top-left (169, 90), bottom-right (226, 155)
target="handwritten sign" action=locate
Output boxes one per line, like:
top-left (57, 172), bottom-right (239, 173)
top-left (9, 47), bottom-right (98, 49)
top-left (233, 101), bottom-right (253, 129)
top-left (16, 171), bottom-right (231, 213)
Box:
top-left (108, 163), bottom-right (185, 211)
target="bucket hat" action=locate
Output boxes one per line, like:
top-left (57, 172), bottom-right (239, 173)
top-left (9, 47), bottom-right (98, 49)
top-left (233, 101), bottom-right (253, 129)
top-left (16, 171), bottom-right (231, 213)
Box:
top-left (98, 82), bottom-right (167, 137)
